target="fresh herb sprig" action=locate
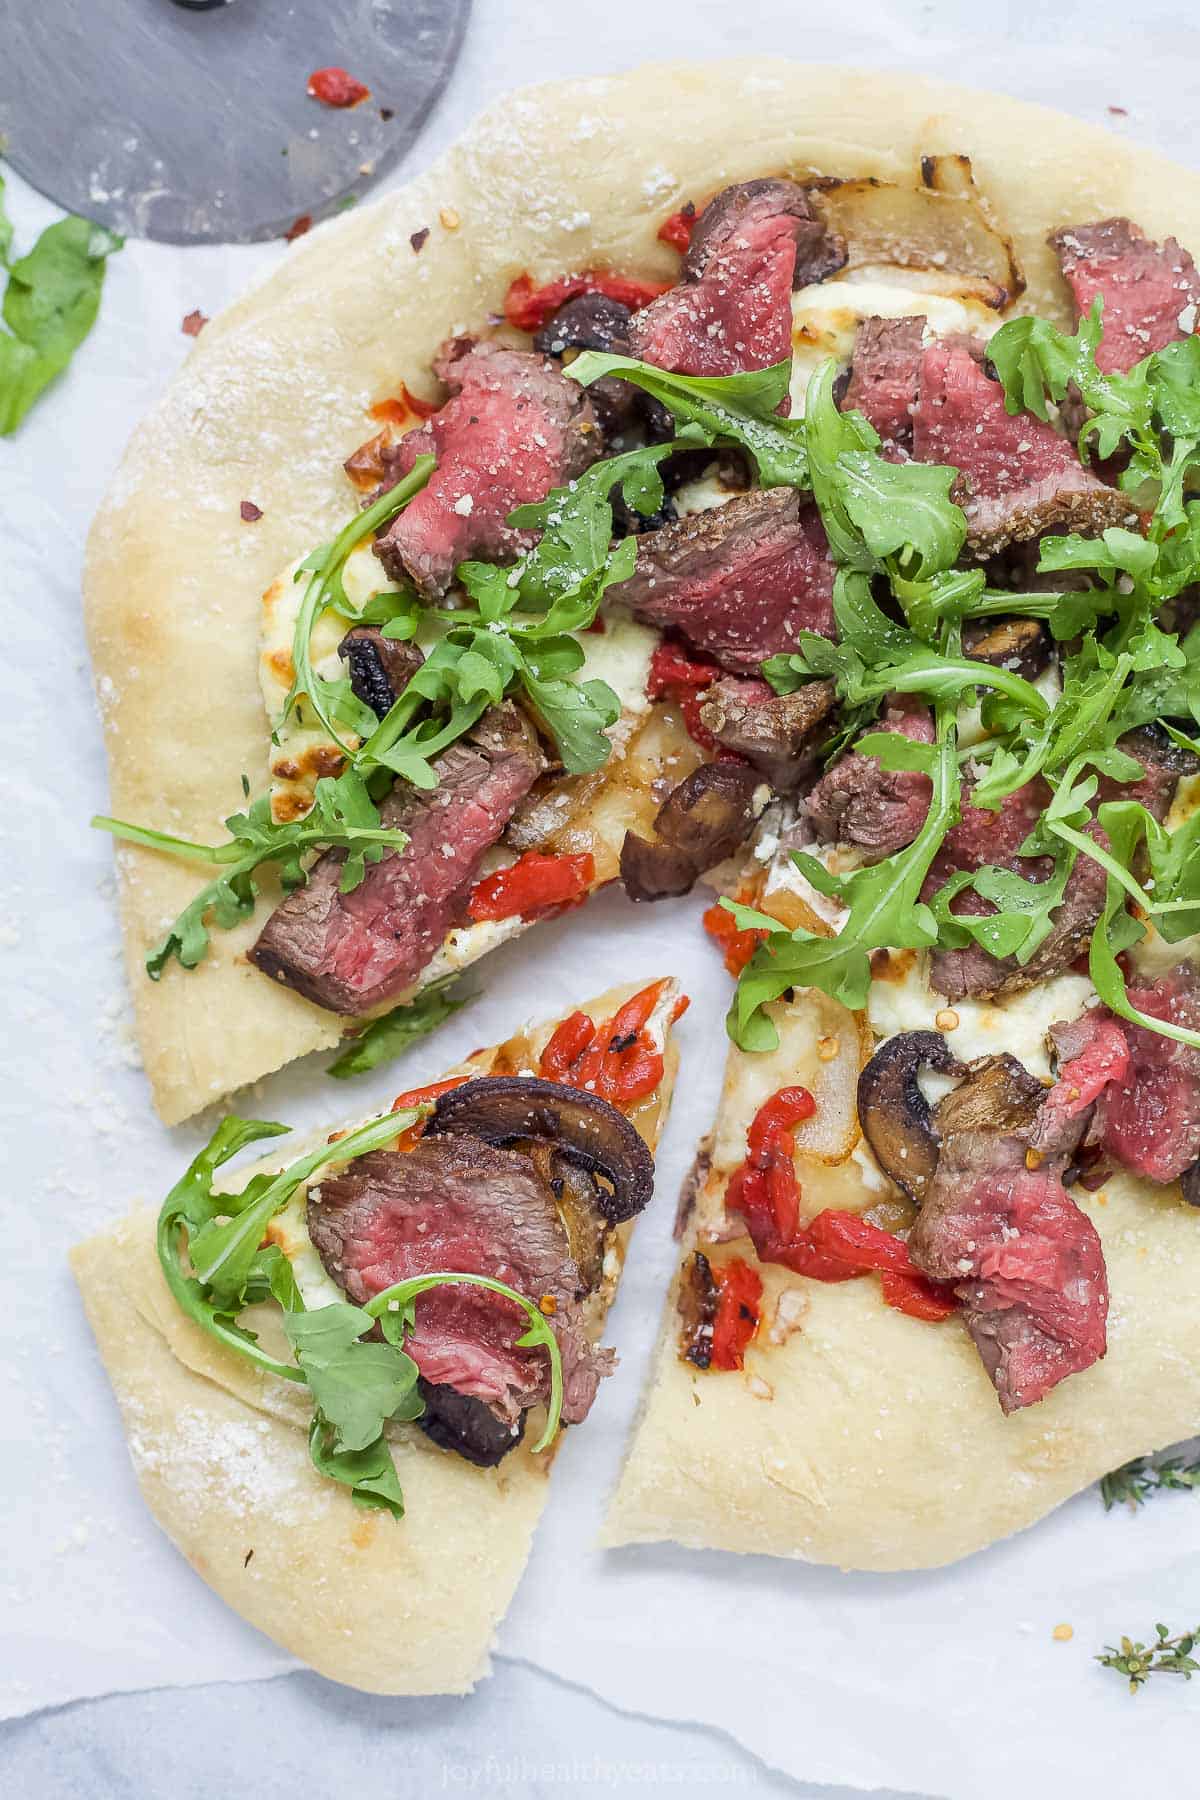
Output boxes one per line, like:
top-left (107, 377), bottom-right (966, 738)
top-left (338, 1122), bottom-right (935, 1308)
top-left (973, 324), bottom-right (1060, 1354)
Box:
top-left (1097, 1624), bottom-right (1200, 1694)
top-left (158, 1110), bottom-right (565, 1517)
top-left (1101, 1452), bottom-right (1200, 1510)
top-left (93, 767), bottom-right (408, 977)
top-left (328, 974), bottom-right (475, 1079)
top-left (0, 171), bottom-right (123, 435)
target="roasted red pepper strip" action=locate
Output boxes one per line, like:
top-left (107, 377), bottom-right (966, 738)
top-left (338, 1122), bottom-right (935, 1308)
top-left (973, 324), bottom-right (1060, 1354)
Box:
top-left (539, 1010), bottom-right (597, 1082)
top-left (702, 902), bottom-right (767, 977)
top-left (646, 640), bottom-right (720, 699)
top-left (390, 1075), bottom-right (468, 1150)
top-left (370, 383), bottom-right (437, 425)
top-left (307, 67), bottom-right (371, 108)
top-left (505, 270), bottom-right (671, 334)
top-left (657, 204), bottom-right (696, 254)
top-left (709, 1257), bottom-right (763, 1371)
top-left (468, 851), bottom-right (595, 924)
top-left (807, 1210), bottom-right (957, 1320)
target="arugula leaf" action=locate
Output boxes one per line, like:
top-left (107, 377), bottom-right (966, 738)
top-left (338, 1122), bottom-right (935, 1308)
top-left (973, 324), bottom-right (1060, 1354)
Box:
top-left (724, 708), bottom-right (961, 1047)
top-left (185, 1108), bottom-right (419, 1313)
top-left (0, 207), bottom-right (123, 435)
top-left (328, 975), bottom-right (475, 1078)
top-left (93, 767), bottom-right (411, 977)
top-left (359, 447), bottom-right (670, 783)
top-left (285, 458), bottom-right (435, 754)
top-left (308, 1418), bottom-right (408, 1518)
top-left (155, 1116), bottom-right (304, 1383)
top-left (567, 350), bottom-right (810, 489)
top-left (0, 173), bottom-right (13, 268)
top-left (284, 1303), bottom-right (424, 1451)
top-left (366, 1272), bottom-right (565, 1453)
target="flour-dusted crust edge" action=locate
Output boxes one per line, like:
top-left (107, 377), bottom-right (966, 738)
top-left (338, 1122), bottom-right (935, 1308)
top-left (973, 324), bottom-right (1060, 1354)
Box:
top-left (85, 60), bottom-right (1200, 1123)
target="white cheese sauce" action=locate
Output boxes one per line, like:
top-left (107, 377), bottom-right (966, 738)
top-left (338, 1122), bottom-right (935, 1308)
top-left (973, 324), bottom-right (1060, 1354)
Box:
top-left (868, 956), bottom-right (1097, 1082)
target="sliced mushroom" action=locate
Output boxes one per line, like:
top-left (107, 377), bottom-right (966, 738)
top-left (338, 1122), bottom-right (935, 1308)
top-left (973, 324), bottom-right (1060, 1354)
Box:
top-left (533, 292), bottom-right (671, 442)
top-left (620, 762), bottom-right (767, 902)
top-left (699, 677), bottom-right (837, 789)
top-left (962, 617), bottom-right (1050, 680)
top-left (857, 1031), bottom-right (964, 1202)
top-left (520, 1137), bottom-right (608, 1291)
top-left (417, 1378), bottom-right (526, 1468)
top-left (1181, 1160), bottom-right (1200, 1208)
top-left (935, 1053), bottom-right (1045, 1137)
top-left (427, 1075), bottom-right (654, 1223)
top-left (337, 626), bottom-right (424, 719)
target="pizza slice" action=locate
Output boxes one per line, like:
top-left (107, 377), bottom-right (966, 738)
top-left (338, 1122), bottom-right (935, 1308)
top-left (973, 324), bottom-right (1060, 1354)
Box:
top-left (71, 978), bottom-right (683, 1694)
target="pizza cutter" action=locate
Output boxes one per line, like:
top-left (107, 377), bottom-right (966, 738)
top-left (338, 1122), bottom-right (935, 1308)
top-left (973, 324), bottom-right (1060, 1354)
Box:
top-left (0, 0), bottom-right (472, 244)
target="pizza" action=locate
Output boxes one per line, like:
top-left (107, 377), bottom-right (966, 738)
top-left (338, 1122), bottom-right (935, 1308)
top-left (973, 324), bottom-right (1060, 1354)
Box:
top-left (72, 978), bottom-right (683, 1693)
top-left (77, 59), bottom-right (1200, 1654)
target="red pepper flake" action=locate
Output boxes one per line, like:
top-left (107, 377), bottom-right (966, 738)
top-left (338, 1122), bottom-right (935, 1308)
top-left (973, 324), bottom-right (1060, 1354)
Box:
top-left (468, 850), bottom-right (595, 924)
top-left (285, 213), bottom-right (313, 243)
top-left (181, 309), bottom-right (208, 337)
top-left (409, 226), bottom-right (430, 254)
top-left (307, 67), bottom-right (371, 109)
top-left (380, 107), bottom-right (395, 122)
top-left (504, 270), bottom-right (671, 334)
top-left (239, 500), bottom-right (263, 522)
top-left (708, 1256), bottom-right (763, 1371)
top-left (702, 901), bottom-right (766, 977)
top-left (370, 381), bottom-right (437, 425)
top-left (1107, 104), bottom-right (1129, 117)
top-left (657, 202), bottom-right (696, 254)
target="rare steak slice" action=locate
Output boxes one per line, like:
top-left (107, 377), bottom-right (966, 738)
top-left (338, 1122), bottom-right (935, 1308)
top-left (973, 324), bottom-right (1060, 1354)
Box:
top-left (374, 336), bottom-right (601, 598)
top-left (250, 707), bottom-right (543, 1014)
top-left (806, 698), bottom-right (934, 857)
top-left (911, 338), bottom-right (1131, 555)
top-left (842, 315), bottom-right (925, 453)
top-left (611, 487), bottom-right (835, 673)
top-left (309, 1132), bottom-right (610, 1427)
top-left (1050, 217), bottom-right (1200, 374)
top-left (1046, 964), bottom-right (1200, 1184)
top-left (629, 179), bottom-right (845, 392)
top-left (908, 1059), bottom-right (1109, 1413)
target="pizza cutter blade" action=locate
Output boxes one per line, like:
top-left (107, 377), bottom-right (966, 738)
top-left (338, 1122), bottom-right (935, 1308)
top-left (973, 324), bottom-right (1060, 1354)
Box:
top-left (0, 0), bottom-right (471, 245)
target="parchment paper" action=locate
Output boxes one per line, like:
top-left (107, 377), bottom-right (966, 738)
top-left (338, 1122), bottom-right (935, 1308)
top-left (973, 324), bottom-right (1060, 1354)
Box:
top-left (3, 5), bottom-right (1198, 1793)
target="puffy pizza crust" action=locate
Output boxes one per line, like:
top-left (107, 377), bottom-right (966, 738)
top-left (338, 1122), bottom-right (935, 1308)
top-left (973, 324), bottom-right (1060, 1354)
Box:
top-left (602, 987), bottom-right (1200, 1569)
top-left (70, 981), bottom-right (680, 1693)
top-left (86, 60), bottom-right (1200, 1123)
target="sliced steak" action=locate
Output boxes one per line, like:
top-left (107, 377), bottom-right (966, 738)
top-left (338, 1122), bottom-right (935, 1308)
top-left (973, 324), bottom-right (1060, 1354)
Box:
top-left (928, 731), bottom-right (1194, 1002)
top-left (1047, 965), bottom-right (1200, 1184)
top-left (337, 626), bottom-right (424, 720)
top-left (699, 675), bottom-right (837, 789)
top-left (374, 336), bottom-right (602, 598)
top-left (629, 179), bottom-right (844, 393)
top-left (250, 706), bottom-right (543, 1014)
top-left (911, 338), bottom-right (1131, 556)
top-left (310, 1132), bottom-right (610, 1428)
top-left (842, 315), bottom-right (924, 454)
top-left (908, 1059), bottom-right (1109, 1413)
top-left (611, 487), bottom-right (835, 674)
top-left (807, 698), bottom-right (934, 857)
top-left (1050, 217), bottom-right (1200, 374)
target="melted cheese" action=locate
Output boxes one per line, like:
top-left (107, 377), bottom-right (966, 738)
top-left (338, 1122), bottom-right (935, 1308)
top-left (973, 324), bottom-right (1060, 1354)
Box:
top-left (788, 268), bottom-right (1002, 416)
top-left (868, 953), bottom-right (1096, 1082)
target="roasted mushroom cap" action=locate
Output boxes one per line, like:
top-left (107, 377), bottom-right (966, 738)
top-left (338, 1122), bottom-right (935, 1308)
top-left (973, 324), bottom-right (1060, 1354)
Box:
top-left (520, 1137), bottom-right (608, 1291)
top-left (416, 1378), bottom-right (527, 1468)
top-left (427, 1075), bottom-right (654, 1224)
top-left (935, 1052), bottom-right (1045, 1137)
top-left (337, 626), bottom-right (424, 719)
top-left (1181, 1160), bottom-right (1200, 1208)
top-left (857, 1031), bottom-right (964, 1202)
top-left (621, 763), bottom-right (766, 902)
